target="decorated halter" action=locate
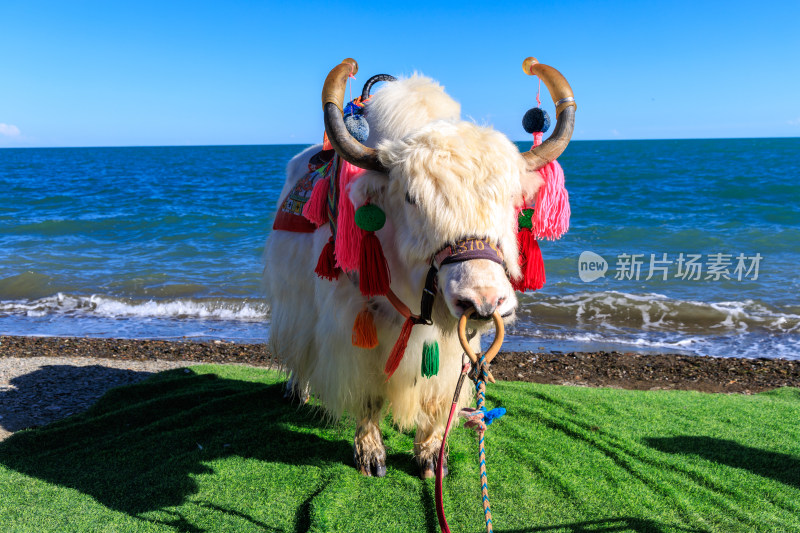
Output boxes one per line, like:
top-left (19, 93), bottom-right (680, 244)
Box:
top-left (302, 57), bottom-right (575, 381)
top-left (379, 237), bottom-right (506, 380)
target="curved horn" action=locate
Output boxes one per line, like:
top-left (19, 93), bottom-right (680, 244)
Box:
top-left (321, 58), bottom-right (386, 172)
top-left (361, 74), bottom-right (396, 101)
top-left (521, 57), bottom-right (576, 170)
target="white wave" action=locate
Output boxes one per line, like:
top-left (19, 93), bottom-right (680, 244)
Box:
top-left (516, 328), bottom-right (705, 352)
top-left (518, 290), bottom-right (800, 335)
top-left (506, 325), bottom-right (800, 360)
top-left (0, 293), bottom-right (270, 322)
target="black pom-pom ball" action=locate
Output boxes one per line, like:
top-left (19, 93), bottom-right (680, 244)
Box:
top-left (522, 107), bottom-right (551, 134)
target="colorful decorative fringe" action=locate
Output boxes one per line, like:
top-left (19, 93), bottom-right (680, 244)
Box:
top-left (384, 317), bottom-right (414, 380)
top-left (513, 122), bottom-right (571, 292)
top-left (531, 132), bottom-right (570, 240)
top-left (512, 210), bottom-right (546, 292)
top-left (302, 176), bottom-right (330, 227)
top-left (358, 233), bottom-right (390, 296)
top-left (314, 236), bottom-right (340, 281)
top-left (355, 204), bottom-right (390, 297)
top-left (421, 340), bottom-right (439, 378)
top-left (352, 306), bottom-right (378, 349)
top-left (334, 160), bottom-right (366, 271)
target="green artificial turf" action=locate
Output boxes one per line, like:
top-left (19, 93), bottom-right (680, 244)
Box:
top-left (0, 365), bottom-right (798, 532)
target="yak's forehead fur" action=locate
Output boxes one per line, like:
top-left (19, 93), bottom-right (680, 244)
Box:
top-left (376, 120), bottom-right (524, 279)
top-left (365, 74), bottom-right (460, 147)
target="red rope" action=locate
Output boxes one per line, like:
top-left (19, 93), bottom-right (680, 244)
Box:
top-left (435, 361), bottom-right (470, 533)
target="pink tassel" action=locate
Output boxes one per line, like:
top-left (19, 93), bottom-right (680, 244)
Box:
top-left (385, 317), bottom-right (415, 380)
top-left (532, 160), bottom-right (570, 240)
top-left (302, 176), bottom-right (330, 227)
top-left (334, 160), bottom-right (366, 271)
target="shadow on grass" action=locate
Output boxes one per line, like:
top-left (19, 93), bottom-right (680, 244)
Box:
top-left (497, 516), bottom-right (708, 532)
top-left (0, 367), bottom-right (361, 520)
top-left (0, 364), bottom-right (161, 433)
top-left (645, 436), bottom-right (800, 489)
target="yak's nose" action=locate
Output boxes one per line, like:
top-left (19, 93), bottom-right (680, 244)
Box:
top-left (455, 288), bottom-right (505, 319)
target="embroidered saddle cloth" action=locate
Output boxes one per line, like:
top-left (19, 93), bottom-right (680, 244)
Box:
top-left (272, 149), bottom-right (335, 233)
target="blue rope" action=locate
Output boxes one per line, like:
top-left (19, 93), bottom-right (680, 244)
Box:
top-left (477, 354), bottom-right (493, 532)
top-left (459, 354), bottom-right (507, 532)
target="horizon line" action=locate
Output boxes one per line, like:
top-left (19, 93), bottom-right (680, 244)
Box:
top-left (2, 135), bottom-right (799, 150)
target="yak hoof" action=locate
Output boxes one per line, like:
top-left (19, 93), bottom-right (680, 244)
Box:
top-left (354, 417), bottom-right (386, 478)
top-left (355, 454), bottom-right (387, 478)
top-left (282, 389), bottom-right (309, 405)
top-left (283, 378), bottom-right (309, 404)
top-left (419, 455), bottom-right (448, 479)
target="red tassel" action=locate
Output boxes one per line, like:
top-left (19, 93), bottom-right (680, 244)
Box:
top-left (384, 317), bottom-right (415, 380)
top-left (322, 132), bottom-right (333, 151)
top-left (302, 176), bottom-right (330, 227)
top-left (359, 232), bottom-right (391, 296)
top-left (314, 236), bottom-right (340, 280)
top-left (512, 228), bottom-right (546, 292)
top-left (352, 307), bottom-right (378, 349)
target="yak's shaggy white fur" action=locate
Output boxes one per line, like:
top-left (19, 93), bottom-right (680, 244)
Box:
top-left (264, 74), bottom-right (534, 476)
top-left (377, 120), bottom-right (524, 278)
top-left (365, 74), bottom-right (460, 147)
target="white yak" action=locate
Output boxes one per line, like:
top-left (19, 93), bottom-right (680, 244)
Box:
top-left (263, 58), bottom-right (575, 477)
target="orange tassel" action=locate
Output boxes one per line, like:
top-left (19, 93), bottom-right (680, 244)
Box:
top-left (352, 307), bottom-right (378, 349)
top-left (384, 317), bottom-right (414, 380)
top-left (302, 176), bottom-right (330, 227)
top-left (359, 232), bottom-right (391, 296)
top-left (512, 228), bottom-right (546, 292)
top-left (322, 132), bottom-right (333, 151)
top-left (315, 236), bottom-right (340, 281)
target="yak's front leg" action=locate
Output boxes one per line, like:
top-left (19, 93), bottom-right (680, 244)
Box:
top-left (353, 397), bottom-right (386, 477)
top-left (415, 399), bottom-right (448, 479)
top-left (283, 373), bottom-right (310, 404)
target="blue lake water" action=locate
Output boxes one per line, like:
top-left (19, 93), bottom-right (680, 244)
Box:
top-left (1, 139), bottom-right (798, 359)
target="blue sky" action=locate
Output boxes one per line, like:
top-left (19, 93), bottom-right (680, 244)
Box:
top-left (1, 0), bottom-right (799, 147)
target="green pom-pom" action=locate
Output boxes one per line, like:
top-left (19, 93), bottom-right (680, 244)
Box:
top-left (421, 340), bottom-right (439, 378)
top-left (355, 204), bottom-right (386, 232)
top-left (518, 208), bottom-right (534, 230)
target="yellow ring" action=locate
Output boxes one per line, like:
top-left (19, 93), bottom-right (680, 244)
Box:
top-left (457, 308), bottom-right (505, 364)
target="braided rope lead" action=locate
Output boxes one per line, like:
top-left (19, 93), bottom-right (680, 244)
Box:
top-left (458, 354), bottom-right (507, 532)
top-left (439, 309), bottom-right (504, 533)
top-left (476, 354), bottom-right (494, 532)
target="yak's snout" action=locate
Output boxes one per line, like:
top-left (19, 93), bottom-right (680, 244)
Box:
top-left (454, 288), bottom-right (505, 319)
top-left (440, 260), bottom-right (517, 321)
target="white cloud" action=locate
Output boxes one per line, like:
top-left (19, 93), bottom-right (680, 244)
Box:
top-left (0, 123), bottom-right (21, 138)
top-left (788, 117), bottom-right (800, 126)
